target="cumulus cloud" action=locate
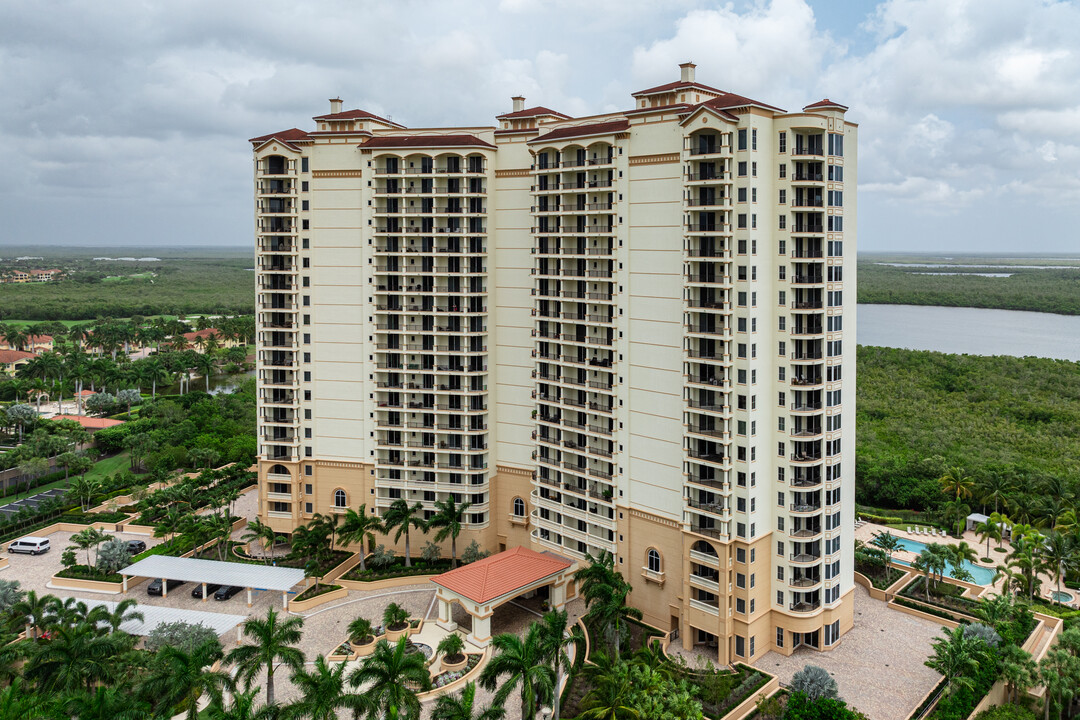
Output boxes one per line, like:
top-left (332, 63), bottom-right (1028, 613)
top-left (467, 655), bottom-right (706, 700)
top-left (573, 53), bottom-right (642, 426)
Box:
top-left (0, 0), bottom-right (1077, 252)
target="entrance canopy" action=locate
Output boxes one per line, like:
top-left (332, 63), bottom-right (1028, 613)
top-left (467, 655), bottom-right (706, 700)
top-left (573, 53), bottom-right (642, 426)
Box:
top-left (432, 547), bottom-right (575, 646)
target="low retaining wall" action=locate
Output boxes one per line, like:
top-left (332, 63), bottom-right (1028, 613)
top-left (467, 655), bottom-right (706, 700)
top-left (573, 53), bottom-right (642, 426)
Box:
top-left (887, 599), bottom-right (963, 628)
top-left (289, 585), bottom-right (348, 612)
top-left (729, 675), bottom-right (781, 720)
top-left (324, 551), bottom-right (363, 583)
top-left (50, 575), bottom-right (124, 594)
top-left (854, 571), bottom-right (891, 601)
top-left (416, 647), bottom-right (491, 701)
top-left (337, 573), bottom-right (441, 592)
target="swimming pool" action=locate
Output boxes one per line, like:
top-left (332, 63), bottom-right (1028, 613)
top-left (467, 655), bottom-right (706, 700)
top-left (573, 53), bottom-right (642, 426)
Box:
top-left (891, 537), bottom-right (997, 585)
top-left (1051, 591), bottom-right (1073, 603)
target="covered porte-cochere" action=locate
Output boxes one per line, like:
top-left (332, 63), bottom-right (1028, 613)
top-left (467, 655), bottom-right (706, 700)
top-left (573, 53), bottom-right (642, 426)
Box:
top-left (431, 546), bottom-right (576, 647)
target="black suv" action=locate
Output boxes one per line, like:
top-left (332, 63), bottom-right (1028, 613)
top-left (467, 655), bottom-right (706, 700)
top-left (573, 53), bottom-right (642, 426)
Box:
top-left (191, 583), bottom-right (222, 599)
top-left (126, 540), bottom-right (147, 555)
top-left (214, 585), bottom-right (243, 601)
top-left (147, 578), bottom-right (186, 596)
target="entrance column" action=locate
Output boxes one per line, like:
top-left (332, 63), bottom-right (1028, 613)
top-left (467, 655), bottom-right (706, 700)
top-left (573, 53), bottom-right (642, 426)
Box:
top-left (467, 610), bottom-right (492, 648)
top-left (247, 588), bottom-right (253, 607)
top-left (202, 582), bottom-right (208, 602)
top-left (436, 596), bottom-right (458, 632)
top-left (122, 576), bottom-right (128, 593)
top-left (282, 591), bottom-right (288, 609)
top-left (550, 580), bottom-right (567, 609)
top-left (162, 578), bottom-right (168, 598)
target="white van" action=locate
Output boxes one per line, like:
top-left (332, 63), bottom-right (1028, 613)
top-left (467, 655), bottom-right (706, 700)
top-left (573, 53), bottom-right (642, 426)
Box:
top-left (8, 537), bottom-right (51, 555)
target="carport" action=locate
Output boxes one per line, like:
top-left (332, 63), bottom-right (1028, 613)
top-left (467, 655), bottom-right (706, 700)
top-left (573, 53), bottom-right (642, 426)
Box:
top-left (121, 556), bottom-right (306, 608)
top-left (81, 599), bottom-right (247, 639)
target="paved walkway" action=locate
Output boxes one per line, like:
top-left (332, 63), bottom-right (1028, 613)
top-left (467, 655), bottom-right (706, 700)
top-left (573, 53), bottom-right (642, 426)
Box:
top-left (751, 585), bottom-right (944, 720)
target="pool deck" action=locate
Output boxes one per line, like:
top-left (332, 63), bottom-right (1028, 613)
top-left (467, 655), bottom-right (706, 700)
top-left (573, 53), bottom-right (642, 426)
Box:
top-left (856, 522), bottom-right (1072, 606)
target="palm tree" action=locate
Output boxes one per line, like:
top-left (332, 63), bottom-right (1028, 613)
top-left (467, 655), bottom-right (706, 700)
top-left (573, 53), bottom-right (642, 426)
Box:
top-left (0, 679), bottom-right (52, 720)
top-left (140, 638), bottom-right (234, 720)
top-left (575, 551), bottom-right (625, 608)
top-left (479, 622), bottom-right (555, 720)
top-left (1040, 530), bottom-right (1077, 605)
top-left (226, 607), bottom-right (305, 706)
top-left (336, 505), bottom-right (384, 571)
top-left (946, 541), bottom-right (978, 580)
top-left (194, 351), bottom-right (216, 392)
top-left (912, 553), bottom-right (933, 600)
top-left (349, 636), bottom-right (431, 720)
top-left (383, 498), bottom-right (426, 568)
top-left (241, 518), bottom-right (282, 565)
top-left (587, 584), bottom-right (643, 657)
top-left (925, 625), bottom-right (982, 695)
top-left (870, 531), bottom-right (901, 570)
top-left (348, 617), bottom-right (375, 647)
top-left (207, 688), bottom-right (284, 720)
top-left (23, 622), bottom-right (127, 692)
top-left (99, 597), bottom-right (143, 633)
top-left (286, 655), bottom-right (371, 720)
top-left (939, 466), bottom-right (974, 502)
top-left (537, 609), bottom-right (582, 720)
top-left (997, 644), bottom-right (1037, 705)
top-left (12, 589), bottom-right (55, 639)
top-left (432, 681), bottom-right (506, 720)
top-left (975, 519), bottom-right (1001, 559)
top-left (429, 496), bottom-right (472, 567)
top-left (578, 658), bottom-right (638, 720)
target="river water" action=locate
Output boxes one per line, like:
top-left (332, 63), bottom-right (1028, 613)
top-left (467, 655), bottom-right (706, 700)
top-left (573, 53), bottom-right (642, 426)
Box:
top-left (856, 304), bottom-right (1080, 361)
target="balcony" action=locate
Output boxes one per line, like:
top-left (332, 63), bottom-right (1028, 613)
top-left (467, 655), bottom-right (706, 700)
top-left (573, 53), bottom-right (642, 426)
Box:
top-left (788, 600), bottom-right (822, 613)
top-left (789, 552), bottom-right (821, 564)
top-left (789, 503), bottom-right (822, 514)
top-left (690, 598), bottom-right (721, 616)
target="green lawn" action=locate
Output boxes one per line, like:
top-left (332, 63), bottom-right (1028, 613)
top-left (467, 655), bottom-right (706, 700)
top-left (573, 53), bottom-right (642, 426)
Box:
top-left (83, 452), bottom-right (134, 482)
top-left (2, 315), bottom-right (184, 329)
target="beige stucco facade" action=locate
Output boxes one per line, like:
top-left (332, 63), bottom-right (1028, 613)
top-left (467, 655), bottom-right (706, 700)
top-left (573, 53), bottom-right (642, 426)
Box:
top-left (252, 64), bottom-right (857, 662)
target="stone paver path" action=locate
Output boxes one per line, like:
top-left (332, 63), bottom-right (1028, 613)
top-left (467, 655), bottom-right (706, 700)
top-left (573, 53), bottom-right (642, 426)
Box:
top-left (751, 585), bottom-right (944, 720)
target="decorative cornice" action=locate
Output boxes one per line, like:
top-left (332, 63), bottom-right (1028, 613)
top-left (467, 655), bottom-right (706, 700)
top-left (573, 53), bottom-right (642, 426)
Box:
top-left (315, 460), bottom-right (370, 470)
top-left (312, 170), bottom-right (363, 178)
top-left (629, 507), bottom-right (680, 529)
top-left (496, 464), bottom-right (533, 477)
top-left (628, 153), bottom-right (680, 166)
top-left (494, 169), bottom-right (531, 178)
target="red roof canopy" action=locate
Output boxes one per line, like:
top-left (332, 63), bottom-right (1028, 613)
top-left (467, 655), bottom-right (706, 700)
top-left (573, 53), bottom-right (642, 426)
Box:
top-left (432, 546), bottom-right (572, 604)
top-left (248, 128), bottom-right (310, 146)
top-left (531, 119), bottom-right (630, 144)
top-left (632, 80), bottom-right (724, 97)
top-left (496, 106), bottom-right (570, 120)
top-left (360, 135), bottom-right (495, 150)
top-left (52, 415), bottom-right (125, 430)
top-left (312, 108), bottom-right (399, 126)
top-left (0, 349), bottom-right (34, 363)
top-left (804, 98), bottom-right (848, 111)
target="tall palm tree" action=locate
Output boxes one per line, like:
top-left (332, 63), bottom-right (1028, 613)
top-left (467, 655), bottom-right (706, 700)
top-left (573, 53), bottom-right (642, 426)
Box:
top-left (479, 622), bottom-right (555, 720)
top-left (241, 518), bottom-right (282, 565)
top-left (1040, 530), bottom-right (1077, 605)
top-left (575, 551), bottom-right (625, 608)
top-left (429, 496), bottom-right (472, 567)
top-left (938, 467), bottom-right (974, 502)
top-left (349, 636), bottom-right (431, 720)
top-left (140, 638), bottom-right (234, 720)
top-left (975, 519), bottom-right (1001, 559)
top-left (0, 678), bottom-right (52, 720)
top-left (537, 609), bottom-right (582, 720)
top-left (587, 584), bottom-right (643, 657)
top-left (578, 658), bottom-right (638, 720)
top-left (335, 505), bottom-right (384, 571)
top-left (12, 589), bottom-right (55, 639)
top-left (977, 473), bottom-right (1015, 515)
top-left (997, 644), bottom-right (1037, 705)
top-left (432, 681), bottom-right (506, 720)
top-left (925, 625), bottom-right (983, 695)
top-left (226, 607), bottom-right (305, 706)
top-left (286, 655), bottom-right (371, 720)
top-left (23, 622), bottom-right (126, 692)
top-left (383, 498), bottom-right (426, 568)
top-left (870, 531), bottom-right (901, 570)
top-left (207, 688), bottom-right (284, 720)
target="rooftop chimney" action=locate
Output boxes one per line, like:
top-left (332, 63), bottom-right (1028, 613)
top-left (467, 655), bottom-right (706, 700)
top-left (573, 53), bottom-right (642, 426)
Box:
top-left (329, 97), bottom-right (343, 114)
top-left (679, 62), bottom-right (696, 83)
top-left (512, 96), bottom-right (526, 113)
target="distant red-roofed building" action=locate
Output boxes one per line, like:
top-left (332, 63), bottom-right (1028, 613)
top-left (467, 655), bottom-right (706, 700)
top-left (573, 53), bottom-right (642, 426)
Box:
top-left (0, 334), bottom-right (53, 354)
top-left (179, 328), bottom-right (238, 352)
top-left (51, 415), bottom-right (125, 431)
top-left (0, 349), bottom-right (34, 375)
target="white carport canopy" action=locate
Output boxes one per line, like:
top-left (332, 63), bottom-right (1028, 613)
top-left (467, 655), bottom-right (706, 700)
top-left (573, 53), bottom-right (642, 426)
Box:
top-left (82, 599), bottom-right (247, 637)
top-left (121, 556), bottom-right (306, 608)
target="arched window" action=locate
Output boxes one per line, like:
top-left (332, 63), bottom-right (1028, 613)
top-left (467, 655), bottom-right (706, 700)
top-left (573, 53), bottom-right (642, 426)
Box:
top-left (692, 540), bottom-right (718, 557)
top-left (513, 497), bottom-right (526, 517)
top-left (333, 489), bottom-right (347, 508)
top-left (268, 464), bottom-right (290, 477)
top-left (647, 548), bottom-right (662, 574)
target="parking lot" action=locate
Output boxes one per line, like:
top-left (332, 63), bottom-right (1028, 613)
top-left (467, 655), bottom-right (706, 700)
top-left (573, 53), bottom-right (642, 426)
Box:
top-left (5, 527), bottom-right (164, 588)
top-left (0, 487), bottom-right (68, 518)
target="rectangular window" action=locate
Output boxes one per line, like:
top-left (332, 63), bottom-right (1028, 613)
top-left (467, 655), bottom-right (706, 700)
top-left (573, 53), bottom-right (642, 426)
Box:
top-left (751, 128), bottom-right (757, 150)
top-left (779, 189), bottom-right (786, 204)
top-left (738, 214), bottom-right (747, 229)
top-left (301, 200), bottom-right (309, 211)
top-left (735, 635), bottom-right (745, 657)
top-left (752, 162), bottom-right (757, 177)
top-left (738, 187), bottom-right (747, 203)
top-left (301, 157), bottom-right (309, 172)
top-left (779, 214), bottom-right (786, 229)
top-left (751, 214), bottom-right (757, 229)
top-left (750, 636), bottom-right (756, 657)
top-left (779, 163), bottom-right (786, 178)
top-left (777, 591), bottom-right (784, 606)
top-left (736, 598), bottom-right (746, 614)
top-left (779, 266), bottom-right (786, 281)
top-left (738, 161), bottom-right (747, 176)
top-left (736, 548), bottom-right (746, 563)
top-left (777, 540), bottom-right (785, 556)
top-left (738, 129), bottom-right (747, 150)
top-left (779, 132), bottom-right (787, 153)
top-left (736, 573), bottom-right (746, 588)
top-left (737, 522), bottom-right (746, 538)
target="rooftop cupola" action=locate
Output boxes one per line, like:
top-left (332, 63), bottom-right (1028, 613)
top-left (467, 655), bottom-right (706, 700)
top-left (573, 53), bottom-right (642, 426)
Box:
top-left (329, 97), bottom-right (343, 114)
top-left (512, 96), bottom-right (526, 113)
top-left (680, 62), bottom-right (696, 83)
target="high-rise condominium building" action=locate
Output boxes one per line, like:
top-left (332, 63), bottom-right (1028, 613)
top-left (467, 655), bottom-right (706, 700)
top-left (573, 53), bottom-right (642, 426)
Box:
top-left (251, 63), bottom-right (856, 662)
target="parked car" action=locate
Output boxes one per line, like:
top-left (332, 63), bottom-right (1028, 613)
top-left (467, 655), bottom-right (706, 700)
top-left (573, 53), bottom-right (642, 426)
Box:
top-left (191, 583), bottom-right (222, 599)
top-left (126, 540), bottom-right (147, 555)
top-left (214, 585), bottom-right (243, 601)
top-left (147, 578), bottom-right (186, 596)
top-left (8, 537), bottom-right (50, 555)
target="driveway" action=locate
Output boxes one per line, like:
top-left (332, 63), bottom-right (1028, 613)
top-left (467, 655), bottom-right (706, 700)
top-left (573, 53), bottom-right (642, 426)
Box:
top-left (5, 527), bottom-right (163, 592)
top-left (751, 585), bottom-right (945, 720)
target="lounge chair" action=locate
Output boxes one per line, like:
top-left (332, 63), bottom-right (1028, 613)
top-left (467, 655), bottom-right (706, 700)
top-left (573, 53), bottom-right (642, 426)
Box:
top-left (906, 526), bottom-right (912, 534)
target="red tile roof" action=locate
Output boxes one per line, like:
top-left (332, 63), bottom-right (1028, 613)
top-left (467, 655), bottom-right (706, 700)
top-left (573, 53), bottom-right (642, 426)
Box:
top-left (51, 415), bottom-right (125, 430)
top-left (359, 135), bottom-right (496, 150)
top-left (804, 98), bottom-right (848, 111)
top-left (432, 546), bottom-right (572, 604)
top-left (312, 108), bottom-right (400, 126)
top-left (496, 106), bottom-right (570, 120)
top-left (530, 119), bottom-right (630, 144)
top-left (632, 80), bottom-right (725, 97)
top-left (702, 92), bottom-right (785, 113)
top-left (182, 328), bottom-right (223, 341)
top-left (248, 128), bottom-right (311, 148)
top-left (0, 349), bottom-right (34, 364)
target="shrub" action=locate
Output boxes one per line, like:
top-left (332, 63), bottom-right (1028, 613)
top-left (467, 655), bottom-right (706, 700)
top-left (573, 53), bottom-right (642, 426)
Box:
top-left (974, 705), bottom-right (1038, 720)
top-left (369, 544), bottom-right (396, 569)
top-left (963, 623), bottom-right (1001, 648)
top-left (383, 602), bottom-right (410, 631)
top-left (145, 621), bottom-right (221, 654)
top-left (420, 540), bottom-right (441, 564)
top-left (95, 537), bottom-right (132, 575)
top-left (460, 540), bottom-right (489, 564)
top-left (789, 665), bottom-right (839, 702)
top-left (437, 633), bottom-right (466, 662)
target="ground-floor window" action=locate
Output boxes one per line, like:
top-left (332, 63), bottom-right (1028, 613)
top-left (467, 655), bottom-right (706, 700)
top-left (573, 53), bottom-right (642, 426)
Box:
top-left (735, 635), bottom-right (745, 657)
top-left (776, 627), bottom-right (784, 648)
top-left (824, 620), bottom-right (841, 646)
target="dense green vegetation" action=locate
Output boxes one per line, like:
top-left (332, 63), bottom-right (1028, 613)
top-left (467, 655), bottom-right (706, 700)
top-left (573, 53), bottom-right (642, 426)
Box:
top-left (857, 257), bottom-right (1080, 315)
top-left (856, 346), bottom-right (1080, 514)
top-left (0, 247), bottom-right (254, 320)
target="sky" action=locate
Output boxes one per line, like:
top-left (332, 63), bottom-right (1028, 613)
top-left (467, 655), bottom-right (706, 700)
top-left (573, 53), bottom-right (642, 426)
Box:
top-left (1, 0), bottom-right (1078, 254)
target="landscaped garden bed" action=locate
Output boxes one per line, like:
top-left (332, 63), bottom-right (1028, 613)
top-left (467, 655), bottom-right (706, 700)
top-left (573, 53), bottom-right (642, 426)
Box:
top-left (293, 583), bottom-right (343, 603)
top-left (899, 576), bottom-right (981, 618)
top-left (431, 652), bottom-right (482, 689)
top-left (55, 565), bottom-right (123, 583)
top-left (61, 510), bottom-right (131, 525)
top-left (341, 556), bottom-right (454, 582)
